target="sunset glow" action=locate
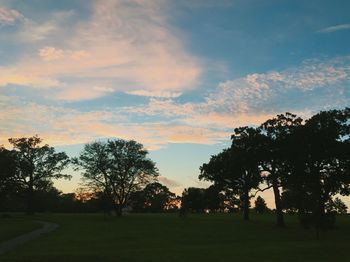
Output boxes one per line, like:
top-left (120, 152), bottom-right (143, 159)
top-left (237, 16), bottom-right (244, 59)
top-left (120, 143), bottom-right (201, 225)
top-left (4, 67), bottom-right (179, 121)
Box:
top-left (1, 0), bottom-right (350, 207)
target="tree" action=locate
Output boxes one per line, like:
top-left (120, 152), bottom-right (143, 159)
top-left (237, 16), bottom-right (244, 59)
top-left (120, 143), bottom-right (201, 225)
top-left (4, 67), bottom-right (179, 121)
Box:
top-left (204, 185), bottom-right (226, 212)
top-left (142, 182), bottom-right (176, 212)
top-left (254, 196), bottom-right (268, 213)
top-left (326, 197), bottom-right (348, 214)
top-left (285, 108), bottom-right (350, 232)
top-left (9, 136), bottom-right (70, 214)
top-left (129, 190), bottom-right (147, 212)
top-left (259, 112), bottom-right (303, 227)
top-left (200, 127), bottom-right (262, 220)
top-left (181, 187), bottom-right (207, 213)
top-left (73, 141), bottom-right (114, 214)
top-left (0, 147), bottom-right (17, 210)
top-left (75, 139), bottom-right (158, 216)
top-left (130, 182), bottom-right (177, 212)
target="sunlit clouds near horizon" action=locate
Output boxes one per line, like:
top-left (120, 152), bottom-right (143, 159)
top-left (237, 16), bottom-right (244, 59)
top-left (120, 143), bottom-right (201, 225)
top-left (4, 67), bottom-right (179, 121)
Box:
top-left (1, 0), bottom-right (350, 199)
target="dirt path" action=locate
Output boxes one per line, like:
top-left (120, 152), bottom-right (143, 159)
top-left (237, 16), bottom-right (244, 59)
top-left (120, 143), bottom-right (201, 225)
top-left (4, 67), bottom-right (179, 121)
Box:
top-left (0, 220), bottom-right (59, 255)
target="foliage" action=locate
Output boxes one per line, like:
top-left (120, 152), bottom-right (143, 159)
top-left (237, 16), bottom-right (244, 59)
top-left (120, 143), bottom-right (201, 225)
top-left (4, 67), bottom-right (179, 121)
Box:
top-left (326, 197), bottom-right (348, 214)
top-left (0, 147), bottom-right (17, 210)
top-left (200, 127), bottom-right (263, 220)
top-left (74, 139), bottom-right (158, 215)
top-left (254, 196), bottom-right (268, 213)
top-left (129, 182), bottom-right (177, 212)
top-left (259, 112), bottom-right (303, 226)
top-left (7, 136), bottom-right (70, 214)
top-left (284, 108), bottom-right (350, 231)
top-left (181, 187), bottom-right (207, 213)
top-left (200, 107), bottom-right (350, 228)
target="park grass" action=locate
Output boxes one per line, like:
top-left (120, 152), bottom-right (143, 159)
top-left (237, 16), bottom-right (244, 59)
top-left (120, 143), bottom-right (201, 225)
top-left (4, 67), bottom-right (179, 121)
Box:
top-left (0, 215), bottom-right (41, 242)
top-left (0, 212), bottom-right (349, 262)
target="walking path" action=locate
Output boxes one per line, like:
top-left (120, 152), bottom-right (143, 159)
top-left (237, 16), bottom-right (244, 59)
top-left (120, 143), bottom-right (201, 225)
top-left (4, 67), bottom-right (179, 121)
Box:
top-left (0, 221), bottom-right (59, 255)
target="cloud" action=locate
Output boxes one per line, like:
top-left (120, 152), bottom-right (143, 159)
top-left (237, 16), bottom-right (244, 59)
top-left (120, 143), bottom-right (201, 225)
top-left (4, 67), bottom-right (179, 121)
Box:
top-left (158, 176), bottom-right (182, 187)
top-left (125, 90), bottom-right (183, 98)
top-left (16, 10), bottom-right (75, 42)
top-left (39, 47), bottom-right (64, 61)
top-left (0, 99), bottom-right (229, 150)
top-left (38, 47), bottom-right (91, 62)
top-left (203, 56), bottom-right (350, 116)
top-left (0, 68), bottom-right (60, 88)
top-left (318, 23), bottom-right (350, 33)
top-left (1, 56), bottom-right (349, 150)
top-left (1, 0), bottom-right (202, 100)
top-left (0, 7), bottom-right (23, 26)
top-left (55, 86), bottom-right (115, 101)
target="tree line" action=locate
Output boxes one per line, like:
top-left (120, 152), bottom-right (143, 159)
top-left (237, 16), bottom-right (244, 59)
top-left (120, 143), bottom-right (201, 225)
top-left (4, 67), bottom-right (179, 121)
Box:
top-left (0, 137), bottom-right (178, 215)
top-left (0, 107), bottom-right (349, 233)
top-left (199, 107), bottom-right (350, 233)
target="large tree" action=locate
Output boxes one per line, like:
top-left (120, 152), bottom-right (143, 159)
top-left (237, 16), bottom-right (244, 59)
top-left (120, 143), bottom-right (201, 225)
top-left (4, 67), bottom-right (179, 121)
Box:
top-left (200, 127), bottom-right (262, 220)
top-left (9, 136), bottom-right (70, 214)
top-left (75, 139), bottom-right (158, 215)
top-left (130, 182), bottom-right (176, 212)
top-left (285, 108), bottom-right (350, 231)
top-left (0, 147), bottom-right (17, 210)
top-left (254, 196), bottom-right (268, 214)
top-left (181, 187), bottom-right (207, 213)
top-left (73, 141), bottom-right (114, 214)
top-left (142, 182), bottom-right (176, 212)
top-left (259, 112), bottom-right (303, 227)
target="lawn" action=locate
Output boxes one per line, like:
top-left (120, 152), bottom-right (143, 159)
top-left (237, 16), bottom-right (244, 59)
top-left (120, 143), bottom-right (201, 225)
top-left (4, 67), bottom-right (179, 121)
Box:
top-left (0, 213), bottom-right (349, 262)
top-left (0, 216), bottom-right (41, 243)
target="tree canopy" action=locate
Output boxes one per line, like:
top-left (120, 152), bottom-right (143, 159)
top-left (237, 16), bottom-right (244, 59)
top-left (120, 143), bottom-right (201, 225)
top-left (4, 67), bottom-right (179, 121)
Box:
top-left (8, 136), bottom-right (70, 214)
top-left (199, 107), bottom-right (350, 229)
top-left (74, 139), bottom-right (159, 215)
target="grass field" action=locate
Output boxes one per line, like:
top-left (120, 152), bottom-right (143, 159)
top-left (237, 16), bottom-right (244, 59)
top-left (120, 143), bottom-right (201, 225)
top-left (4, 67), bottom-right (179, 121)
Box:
top-left (0, 216), bottom-right (40, 243)
top-left (0, 213), bottom-right (349, 262)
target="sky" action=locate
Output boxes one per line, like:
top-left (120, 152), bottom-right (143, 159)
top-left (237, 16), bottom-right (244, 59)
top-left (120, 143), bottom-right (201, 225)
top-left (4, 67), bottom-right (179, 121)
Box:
top-left (1, 0), bottom-right (350, 207)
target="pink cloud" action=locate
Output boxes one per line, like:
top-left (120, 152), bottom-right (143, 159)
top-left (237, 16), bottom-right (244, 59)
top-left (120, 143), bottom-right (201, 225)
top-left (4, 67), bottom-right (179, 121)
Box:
top-left (1, 0), bottom-right (202, 100)
top-left (0, 7), bottom-right (23, 26)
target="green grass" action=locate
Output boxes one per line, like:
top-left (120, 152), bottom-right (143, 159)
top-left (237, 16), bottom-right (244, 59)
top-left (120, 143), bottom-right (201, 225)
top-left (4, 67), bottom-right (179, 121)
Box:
top-left (1, 213), bottom-right (349, 261)
top-left (0, 216), bottom-right (41, 242)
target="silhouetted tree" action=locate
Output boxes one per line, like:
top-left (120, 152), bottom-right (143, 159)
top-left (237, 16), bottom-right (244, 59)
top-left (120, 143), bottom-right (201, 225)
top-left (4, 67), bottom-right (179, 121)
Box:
top-left (129, 190), bottom-right (146, 212)
top-left (285, 108), bottom-right (350, 233)
top-left (259, 112), bottom-right (303, 227)
top-left (75, 139), bottom-right (158, 216)
top-left (204, 185), bottom-right (226, 212)
top-left (32, 181), bottom-right (61, 212)
top-left (254, 196), bottom-right (268, 213)
top-left (0, 147), bottom-right (17, 210)
top-left (73, 141), bottom-right (114, 214)
top-left (281, 189), bottom-right (312, 214)
top-left (200, 127), bottom-right (262, 220)
top-left (8, 136), bottom-right (70, 214)
top-left (130, 182), bottom-right (177, 212)
top-left (181, 187), bottom-right (207, 213)
top-left (326, 197), bottom-right (348, 214)
top-left (142, 182), bottom-right (176, 212)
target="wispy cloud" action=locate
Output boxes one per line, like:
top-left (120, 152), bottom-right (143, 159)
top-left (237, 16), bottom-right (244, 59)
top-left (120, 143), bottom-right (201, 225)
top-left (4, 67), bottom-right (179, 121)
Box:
top-left (0, 0), bottom-right (202, 100)
top-left (158, 176), bottom-right (182, 188)
top-left (0, 68), bottom-right (60, 88)
top-left (203, 56), bottom-right (350, 116)
top-left (1, 37), bottom-right (349, 150)
top-left (318, 23), bottom-right (350, 33)
top-left (0, 7), bottom-right (23, 26)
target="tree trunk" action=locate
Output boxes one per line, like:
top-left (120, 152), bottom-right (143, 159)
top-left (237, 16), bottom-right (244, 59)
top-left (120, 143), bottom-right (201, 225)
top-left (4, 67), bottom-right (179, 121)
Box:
top-left (272, 178), bottom-right (285, 227)
top-left (243, 188), bottom-right (250, 221)
top-left (26, 180), bottom-right (34, 215)
top-left (116, 203), bottom-right (123, 216)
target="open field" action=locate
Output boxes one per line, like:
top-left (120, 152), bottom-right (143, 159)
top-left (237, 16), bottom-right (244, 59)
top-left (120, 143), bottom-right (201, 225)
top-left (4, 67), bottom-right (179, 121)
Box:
top-left (0, 213), bottom-right (349, 262)
top-left (0, 217), bottom-right (40, 243)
